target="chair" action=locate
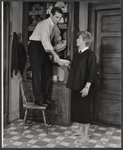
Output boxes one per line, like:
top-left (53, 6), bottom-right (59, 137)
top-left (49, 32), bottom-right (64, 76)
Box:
top-left (19, 80), bottom-right (48, 134)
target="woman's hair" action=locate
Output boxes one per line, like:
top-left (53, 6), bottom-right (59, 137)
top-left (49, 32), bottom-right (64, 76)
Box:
top-left (78, 31), bottom-right (93, 47)
top-left (51, 7), bottom-right (63, 16)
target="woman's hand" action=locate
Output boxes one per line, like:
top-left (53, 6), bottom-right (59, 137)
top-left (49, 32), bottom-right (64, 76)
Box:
top-left (80, 87), bottom-right (89, 97)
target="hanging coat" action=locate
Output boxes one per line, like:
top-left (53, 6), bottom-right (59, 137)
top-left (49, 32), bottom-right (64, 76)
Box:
top-left (11, 32), bottom-right (27, 77)
top-left (18, 43), bottom-right (27, 76)
top-left (11, 32), bottom-right (18, 77)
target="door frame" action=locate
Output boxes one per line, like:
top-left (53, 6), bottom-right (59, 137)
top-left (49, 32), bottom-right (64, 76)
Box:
top-left (3, 2), bottom-right (10, 126)
top-left (88, 1), bottom-right (121, 123)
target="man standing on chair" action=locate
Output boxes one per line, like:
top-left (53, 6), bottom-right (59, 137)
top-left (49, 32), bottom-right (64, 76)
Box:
top-left (28, 7), bottom-right (63, 106)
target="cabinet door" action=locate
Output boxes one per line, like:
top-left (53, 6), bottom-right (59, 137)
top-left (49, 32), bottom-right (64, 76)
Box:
top-left (49, 84), bottom-right (63, 125)
top-left (49, 83), bottom-right (71, 126)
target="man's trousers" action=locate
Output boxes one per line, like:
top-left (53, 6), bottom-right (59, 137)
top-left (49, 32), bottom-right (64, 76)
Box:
top-left (28, 40), bottom-right (53, 103)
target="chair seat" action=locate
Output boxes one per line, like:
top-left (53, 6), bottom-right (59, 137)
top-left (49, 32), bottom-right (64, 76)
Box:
top-left (23, 102), bottom-right (47, 110)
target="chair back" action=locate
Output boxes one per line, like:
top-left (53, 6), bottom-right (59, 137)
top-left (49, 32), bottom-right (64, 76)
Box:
top-left (20, 81), bottom-right (27, 105)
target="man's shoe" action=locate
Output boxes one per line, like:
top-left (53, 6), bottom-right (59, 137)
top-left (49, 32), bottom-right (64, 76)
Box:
top-left (35, 102), bottom-right (48, 107)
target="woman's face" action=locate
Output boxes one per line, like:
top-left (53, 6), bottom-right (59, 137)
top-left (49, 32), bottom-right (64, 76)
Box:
top-left (76, 35), bottom-right (86, 47)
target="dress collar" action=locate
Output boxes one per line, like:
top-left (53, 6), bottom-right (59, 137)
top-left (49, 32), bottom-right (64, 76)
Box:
top-left (78, 47), bottom-right (89, 53)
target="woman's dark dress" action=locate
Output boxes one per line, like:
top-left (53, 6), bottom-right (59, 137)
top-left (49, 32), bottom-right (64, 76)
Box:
top-left (66, 49), bottom-right (97, 124)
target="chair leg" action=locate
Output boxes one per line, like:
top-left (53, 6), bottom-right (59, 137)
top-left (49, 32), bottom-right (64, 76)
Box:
top-left (45, 108), bottom-right (50, 125)
top-left (42, 110), bottom-right (48, 134)
top-left (21, 109), bottom-right (28, 133)
top-left (24, 109), bottom-right (28, 124)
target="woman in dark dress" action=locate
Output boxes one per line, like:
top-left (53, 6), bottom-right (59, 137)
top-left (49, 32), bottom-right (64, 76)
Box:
top-left (66, 31), bottom-right (97, 144)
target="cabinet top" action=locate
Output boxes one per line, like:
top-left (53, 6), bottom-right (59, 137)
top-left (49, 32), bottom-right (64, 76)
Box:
top-left (23, 80), bottom-right (66, 85)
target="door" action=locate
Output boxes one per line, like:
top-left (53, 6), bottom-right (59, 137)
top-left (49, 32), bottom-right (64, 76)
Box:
top-left (89, 3), bottom-right (121, 125)
top-left (96, 9), bottom-right (121, 125)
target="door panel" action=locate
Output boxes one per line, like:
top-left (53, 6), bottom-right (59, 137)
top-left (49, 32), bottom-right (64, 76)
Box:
top-left (98, 113), bottom-right (121, 125)
top-left (96, 9), bottom-right (121, 125)
top-left (99, 99), bottom-right (121, 115)
top-left (102, 15), bottom-right (121, 32)
top-left (102, 37), bottom-right (121, 53)
top-left (100, 78), bottom-right (121, 95)
top-left (101, 57), bottom-right (121, 73)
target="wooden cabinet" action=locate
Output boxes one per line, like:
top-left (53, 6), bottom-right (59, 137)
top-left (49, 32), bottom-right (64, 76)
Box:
top-left (20, 2), bottom-right (79, 126)
top-left (48, 67), bottom-right (71, 126)
top-left (22, 2), bottom-right (79, 58)
top-left (48, 82), bottom-right (71, 126)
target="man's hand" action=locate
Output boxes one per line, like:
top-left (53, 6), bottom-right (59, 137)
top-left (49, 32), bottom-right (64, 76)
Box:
top-left (67, 63), bottom-right (71, 70)
top-left (54, 53), bottom-right (60, 63)
top-left (46, 49), bottom-right (60, 63)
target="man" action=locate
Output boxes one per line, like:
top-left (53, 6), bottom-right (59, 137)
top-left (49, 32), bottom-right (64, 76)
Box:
top-left (28, 7), bottom-right (63, 106)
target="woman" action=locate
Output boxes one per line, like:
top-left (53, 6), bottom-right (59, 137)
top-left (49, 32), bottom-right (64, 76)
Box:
top-left (66, 31), bottom-right (97, 144)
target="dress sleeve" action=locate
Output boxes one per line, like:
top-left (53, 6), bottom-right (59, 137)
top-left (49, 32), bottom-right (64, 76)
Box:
top-left (87, 52), bottom-right (97, 83)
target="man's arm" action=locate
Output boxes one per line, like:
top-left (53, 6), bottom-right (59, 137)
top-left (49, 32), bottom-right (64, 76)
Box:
top-left (38, 23), bottom-right (60, 62)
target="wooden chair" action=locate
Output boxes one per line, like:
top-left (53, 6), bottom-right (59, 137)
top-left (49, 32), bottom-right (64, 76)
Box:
top-left (19, 80), bottom-right (48, 134)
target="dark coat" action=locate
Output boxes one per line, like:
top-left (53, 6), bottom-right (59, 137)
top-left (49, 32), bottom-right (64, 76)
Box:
top-left (11, 32), bottom-right (18, 77)
top-left (18, 43), bottom-right (27, 75)
top-left (11, 32), bottom-right (26, 77)
top-left (66, 49), bottom-right (97, 91)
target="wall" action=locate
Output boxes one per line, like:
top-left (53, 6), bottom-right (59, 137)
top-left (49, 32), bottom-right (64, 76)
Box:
top-left (79, 2), bottom-right (88, 31)
top-left (9, 1), bottom-right (23, 121)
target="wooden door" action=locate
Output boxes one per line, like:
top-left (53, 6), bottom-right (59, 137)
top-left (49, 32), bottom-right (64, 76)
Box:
top-left (89, 2), bottom-right (121, 125)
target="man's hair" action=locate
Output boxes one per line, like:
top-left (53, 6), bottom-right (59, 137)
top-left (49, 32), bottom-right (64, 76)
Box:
top-left (51, 7), bottom-right (63, 15)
